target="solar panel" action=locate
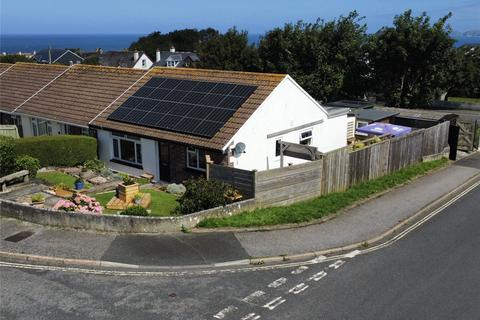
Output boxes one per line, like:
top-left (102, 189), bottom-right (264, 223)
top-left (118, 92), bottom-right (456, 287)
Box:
top-left (107, 77), bottom-right (257, 138)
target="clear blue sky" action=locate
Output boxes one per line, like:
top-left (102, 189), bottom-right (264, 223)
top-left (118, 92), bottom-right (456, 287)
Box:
top-left (1, 0), bottom-right (479, 35)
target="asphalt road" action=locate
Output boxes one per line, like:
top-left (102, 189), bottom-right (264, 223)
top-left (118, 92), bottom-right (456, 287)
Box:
top-left (1, 184), bottom-right (479, 320)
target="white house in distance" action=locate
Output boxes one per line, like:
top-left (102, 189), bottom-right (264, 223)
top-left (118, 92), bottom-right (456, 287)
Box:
top-left (0, 62), bottom-right (349, 183)
top-left (98, 50), bottom-right (153, 70)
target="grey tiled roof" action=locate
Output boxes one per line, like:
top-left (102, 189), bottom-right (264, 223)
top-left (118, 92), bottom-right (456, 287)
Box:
top-left (152, 51), bottom-right (200, 67)
top-left (98, 51), bottom-right (146, 68)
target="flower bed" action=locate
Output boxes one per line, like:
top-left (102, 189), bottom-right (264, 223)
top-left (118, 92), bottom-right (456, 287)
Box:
top-left (53, 193), bottom-right (102, 215)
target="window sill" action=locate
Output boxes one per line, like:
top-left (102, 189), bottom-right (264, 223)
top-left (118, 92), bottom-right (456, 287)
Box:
top-left (111, 158), bottom-right (143, 170)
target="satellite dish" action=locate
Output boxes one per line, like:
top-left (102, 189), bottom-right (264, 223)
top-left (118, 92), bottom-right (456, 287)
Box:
top-left (233, 142), bottom-right (246, 157)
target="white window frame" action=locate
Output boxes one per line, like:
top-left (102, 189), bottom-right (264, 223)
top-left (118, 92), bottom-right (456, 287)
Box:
top-left (111, 133), bottom-right (142, 165)
top-left (299, 129), bottom-right (313, 145)
top-left (356, 120), bottom-right (369, 129)
top-left (186, 147), bottom-right (206, 171)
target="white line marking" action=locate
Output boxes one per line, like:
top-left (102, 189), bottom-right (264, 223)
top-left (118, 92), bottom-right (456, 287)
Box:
top-left (242, 290), bottom-right (265, 303)
top-left (344, 250), bottom-right (361, 258)
top-left (1, 182), bottom-right (477, 277)
top-left (213, 306), bottom-right (238, 319)
top-left (263, 297), bottom-right (286, 310)
top-left (268, 277), bottom-right (287, 288)
top-left (307, 270), bottom-right (327, 282)
top-left (328, 260), bottom-right (345, 270)
top-left (288, 283), bottom-right (309, 294)
top-left (291, 266), bottom-right (309, 274)
top-left (240, 313), bottom-right (261, 320)
top-left (309, 255), bottom-right (327, 263)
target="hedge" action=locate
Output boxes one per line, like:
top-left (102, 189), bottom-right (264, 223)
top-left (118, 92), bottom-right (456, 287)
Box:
top-left (13, 135), bottom-right (97, 167)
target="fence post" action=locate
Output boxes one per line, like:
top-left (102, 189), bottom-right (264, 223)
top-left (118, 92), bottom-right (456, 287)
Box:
top-left (205, 155), bottom-right (213, 180)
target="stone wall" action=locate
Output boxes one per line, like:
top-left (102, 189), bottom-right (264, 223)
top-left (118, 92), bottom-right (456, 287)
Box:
top-left (0, 198), bottom-right (256, 233)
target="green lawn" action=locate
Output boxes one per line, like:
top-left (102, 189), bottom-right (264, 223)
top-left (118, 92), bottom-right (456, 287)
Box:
top-left (36, 171), bottom-right (92, 189)
top-left (198, 158), bottom-right (448, 228)
top-left (92, 188), bottom-right (178, 216)
top-left (448, 97), bottom-right (480, 105)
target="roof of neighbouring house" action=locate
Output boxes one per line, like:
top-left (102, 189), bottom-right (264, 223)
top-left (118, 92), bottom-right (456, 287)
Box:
top-left (152, 51), bottom-right (200, 67)
top-left (324, 100), bottom-right (375, 109)
top-left (33, 49), bottom-right (84, 64)
top-left (98, 51), bottom-right (149, 68)
top-left (356, 122), bottom-right (412, 137)
top-left (323, 106), bottom-right (350, 118)
top-left (352, 109), bottom-right (399, 122)
top-left (0, 63), bottom-right (70, 113)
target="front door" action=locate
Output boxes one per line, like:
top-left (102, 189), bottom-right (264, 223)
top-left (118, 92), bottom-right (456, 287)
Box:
top-left (159, 141), bottom-right (170, 182)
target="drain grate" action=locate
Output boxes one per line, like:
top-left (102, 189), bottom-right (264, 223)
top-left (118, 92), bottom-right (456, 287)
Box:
top-left (4, 230), bottom-right (34, 243)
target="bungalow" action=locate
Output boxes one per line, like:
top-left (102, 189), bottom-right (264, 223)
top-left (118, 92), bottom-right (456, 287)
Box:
top-left (0, 62), bottom-right (349, 183)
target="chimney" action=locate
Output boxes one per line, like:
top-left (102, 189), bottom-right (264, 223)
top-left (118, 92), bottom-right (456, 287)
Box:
top-left (170, 46), bottom-right (175, 53)
top-left (156, 48), bottom-right (161, 62)
top-left (133, 51), bottom-right (139, 61)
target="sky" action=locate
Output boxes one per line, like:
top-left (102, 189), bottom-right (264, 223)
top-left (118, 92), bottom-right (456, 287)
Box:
top-left (1, 0), bottom-right (479, 35)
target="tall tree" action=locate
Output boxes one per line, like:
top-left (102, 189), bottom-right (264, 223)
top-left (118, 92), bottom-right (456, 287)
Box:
top-left (448, 45), bottom-right (480, 99)
top-left (258, 11), bottom-right (369, 102)
top-left (369, 10), bottom-right (455, 108)
top-left (196, 28), bottom-right (261, 72)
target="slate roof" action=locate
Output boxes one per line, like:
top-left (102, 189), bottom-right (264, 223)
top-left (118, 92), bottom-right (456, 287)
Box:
top-left (98, 51), bottom-right (147, 68)
top-left (0, 63), bottom-right (286, 150)
top-left (33, 49), bottom-right (84, 64)
top-left (323, 106), bottom-right (350, 118)
top-left (152, 51), bottom-right (200, 67)
top-left (324, 100), bottom-right (375, 109)
top-left (0, 63), bottom-right (69, 112)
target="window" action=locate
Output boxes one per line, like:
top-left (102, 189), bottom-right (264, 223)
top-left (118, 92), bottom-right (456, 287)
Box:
top-left (112, 133), bottom-right (142, 165)
top-left (275, 139), bottom-right (282, 156)
top-left (186, 147), bottom-right (206, 171)
top-left (299, 130), bottom-right (312, 145)
top-left (356, 121), bottom-right (369, 128)
top-left (142, 59), bottom-right (146, 67)
top-left (31, 118), bottom-right (52, 136)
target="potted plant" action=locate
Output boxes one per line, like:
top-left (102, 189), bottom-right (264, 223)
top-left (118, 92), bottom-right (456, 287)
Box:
top-left (74, 177), bottom-right (85, 190)
top-left (117, 174), bottom-right (139, 203)
top-left (31, 193), bottom-right (45, 207)
top-left (133, 193), bottom-right (143, 205)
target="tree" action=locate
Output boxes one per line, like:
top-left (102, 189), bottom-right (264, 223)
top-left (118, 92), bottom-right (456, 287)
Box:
top-left (196, 28), bottom-right (261, 72)
top-left (258, 11), bottom-right (369, 102)
top-left (129, 28), bottom-right (217, 58)
top-left (0, 54), bottom-right (34, 64)
top-left (448, 45), bottom-right (480, 99)
top-left (368, 10), bottom-right (455, 108)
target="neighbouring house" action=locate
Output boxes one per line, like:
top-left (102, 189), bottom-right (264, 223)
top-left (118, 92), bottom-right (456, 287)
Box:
top-left (0, 62), bottom-right (349, 183)
top-left (33, 48), bottom-right (84, 65)
top-left (98, 50), bottom-right (153, 70)
top-left (151, 47), bottom-right (200, 68)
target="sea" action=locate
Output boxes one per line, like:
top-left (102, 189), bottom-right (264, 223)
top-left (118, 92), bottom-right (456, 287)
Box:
top-left (1, 34), bottom-right (479, 54)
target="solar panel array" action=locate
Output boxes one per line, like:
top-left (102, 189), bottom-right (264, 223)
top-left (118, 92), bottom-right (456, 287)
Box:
top-left (107, 77), bottom-right (257, 138)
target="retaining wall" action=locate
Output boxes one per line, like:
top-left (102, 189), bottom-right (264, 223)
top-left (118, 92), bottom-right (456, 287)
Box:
top-left (0, 198), bottom-right (256, 233)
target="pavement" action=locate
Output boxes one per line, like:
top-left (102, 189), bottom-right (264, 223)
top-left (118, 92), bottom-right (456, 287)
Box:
top-left (1, 152), bottom-right (479, 268)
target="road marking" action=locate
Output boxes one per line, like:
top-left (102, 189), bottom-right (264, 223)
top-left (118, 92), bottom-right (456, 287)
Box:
top-left (242, 290), bottom-right (265, 303)
top-left (268, 277), bottom-right (287, 288)
top-left (213, 306), bottom-right (238, 319)
top-left (328, 260), bottom-right (345, 270)
top-left (307, 270), bottom-right (327, 282)
top-left (288, 283), bottom-right (309, 294)
top-left (1, 181), bottom-right (478, 277)
top-left (309, 255), bottom-right (327, 263)
top-left (344, 250), bottom-right (361, 258)
top-left (291, 266), bottom-right (308, 274)
top-left (240, 313), bottom-right (261, 320)
top-left (263, 297), bottom-right (286, 310)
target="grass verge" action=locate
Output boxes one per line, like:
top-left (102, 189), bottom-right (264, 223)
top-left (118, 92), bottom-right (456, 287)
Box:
top-left (198, 158), bottom-right (448, 228)
top-left (36, 171), bottom-right (92, 189)
top-left (448, 97), bottom-right (480, 105)
top-left (92, 189), bottom-right (178, 217)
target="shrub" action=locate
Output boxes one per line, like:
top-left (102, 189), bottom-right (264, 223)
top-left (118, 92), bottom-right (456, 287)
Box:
top-left (175, 177), bottom-right (230, 215)
top-left (121, 173), bottom-right (136, 186)
top-left (120, 205), bottom-right (149, 216)
top-left (31, 193), bottom-right (45, 203)
top-left (166, 183), bottom-right (186, 196)
top-left (52, 193), bottom-right (102, 214)
top-left (0, 136), bottom-right (16, 176)
top-left (15, 155), bottom-right (40, 178)
top-left (13, 135), bottom-right (97, 167)
top-left (84, 159), bottom-right (105, 172)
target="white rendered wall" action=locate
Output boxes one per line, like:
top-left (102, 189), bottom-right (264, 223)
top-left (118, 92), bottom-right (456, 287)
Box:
top-left (97, 129), bottom-right (159, 180)
top-left (133, 53), bottom-right (154, 70)
top-left (225, 76), bottom-right (348, 171)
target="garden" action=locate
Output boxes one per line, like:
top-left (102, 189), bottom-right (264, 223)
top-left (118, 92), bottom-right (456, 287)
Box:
top-left (1, 135), bottom-right (242, 219)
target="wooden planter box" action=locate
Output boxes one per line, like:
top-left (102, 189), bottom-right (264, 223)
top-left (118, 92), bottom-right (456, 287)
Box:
top-left (117, 183), bottom-right (139, 203)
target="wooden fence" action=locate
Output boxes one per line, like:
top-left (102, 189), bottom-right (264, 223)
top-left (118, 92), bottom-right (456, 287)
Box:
top-left (209, 121), bottom-right (450, 205)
